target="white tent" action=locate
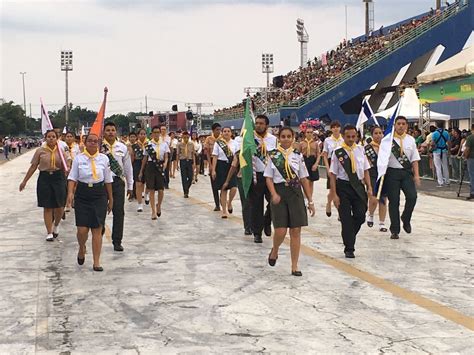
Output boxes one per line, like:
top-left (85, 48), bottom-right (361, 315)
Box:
top-left (375, 88), bottom-right (450, 121)
top-left (417, 46), bottom-right (474, 84)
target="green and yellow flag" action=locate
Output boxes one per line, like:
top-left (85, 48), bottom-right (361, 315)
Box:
top-left (239, 98), bottom-right (257, 198)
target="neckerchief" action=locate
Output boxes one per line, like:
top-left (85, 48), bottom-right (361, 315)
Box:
top-left (83, 149), bottom-right (99, 180)
top-left (304, 138), bottom-right (313, 156)
top-left (68, 143), bottom-right (76, 160)
top-left (277, 145), bottom-right (296, 180)
top-left (102, 139), bottom-right (123, 177)
top-left (44, 145), bottom-right (57, 169)
top-left (341, 142), bottom-right (357, 173)
top-left (255, 132), bottom-right (267, 160)
top-left (394, 133), bottom-right (407, 156)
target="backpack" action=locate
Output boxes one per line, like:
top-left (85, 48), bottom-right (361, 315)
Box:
top-left (430, 129), bottom-right (447, 152)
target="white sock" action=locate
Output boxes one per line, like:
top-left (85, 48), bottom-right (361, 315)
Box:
top-left (367, 214), bottom-right (374, 223)
top-left (138, 203), bottom-right (143, 209)
top-left (46, 233), bottom-right (53, 239)
top-left (53, 225), bottom-right (58, 234)
top-left (145, 193), bottom-right (150, 201)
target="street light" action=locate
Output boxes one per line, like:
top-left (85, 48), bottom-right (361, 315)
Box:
top-left (296, 18), bottom-right (309, 68)
top-left (261, 53), bottom-right (274, 88)
top-left (19, 72), bottom-right (27, 130)
top-left (60, 50), bottom-right (73, 126)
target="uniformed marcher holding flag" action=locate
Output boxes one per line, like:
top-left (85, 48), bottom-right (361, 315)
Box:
top-left (102, 122), bottom-right (134, 252)
top-left (329, 124), bottom-right (372, 258)
top-left (177, 131), bottom-right (196, 198)
top-left (384, 116), bottom-right (421, 240)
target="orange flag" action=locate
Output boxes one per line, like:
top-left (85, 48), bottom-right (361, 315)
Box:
top-left (90, 87), bottom-right (109, 138)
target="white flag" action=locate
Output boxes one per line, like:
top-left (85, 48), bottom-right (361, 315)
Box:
top-left (40, 99), bottom-right (53, 135)
top-left (356, 98), bottom-right (379, 136)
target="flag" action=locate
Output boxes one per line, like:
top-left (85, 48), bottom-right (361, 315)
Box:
top-left (40, 99), bottom-right (69, 172)
top-left (239, 98), bottom-right (257, 198)
top-left (62, 126), bottom-right (67, 134)
top-left (376, 99), bottom-right (402, 182)
top-left (89, 87), bottom-right (109, 138)
top-left (356, 98), bottom-right (379, 136)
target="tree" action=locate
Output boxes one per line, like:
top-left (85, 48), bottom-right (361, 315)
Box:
top-left (0, 101), bottom-right (25, 135)
top-left (49, 104), bottom-right (98, 132)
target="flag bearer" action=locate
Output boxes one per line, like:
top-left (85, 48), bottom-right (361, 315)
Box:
top-left (177, 131), bottom-right (196, 198)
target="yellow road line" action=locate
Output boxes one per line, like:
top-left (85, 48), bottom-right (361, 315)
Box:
top-left (168, 187), bottom-right (474, 331)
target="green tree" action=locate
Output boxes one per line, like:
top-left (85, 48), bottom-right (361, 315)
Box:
top-left (0, 101), bottom-right (25, 135)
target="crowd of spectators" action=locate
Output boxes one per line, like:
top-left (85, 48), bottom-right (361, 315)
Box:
top-left (0, 137), bottom-right (42, 161)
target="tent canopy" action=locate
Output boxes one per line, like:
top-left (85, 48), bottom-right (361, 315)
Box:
top-left (417, 47), bottom-right (474, 84)
top-left (375, 88), bottom-right (450, 121)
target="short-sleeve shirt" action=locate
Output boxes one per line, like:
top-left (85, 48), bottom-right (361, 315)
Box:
top-left (212, 139), bottom-right (238, 161)
top-left (388, 135), bottom-right (421, 169)
top-left (329, 146), bottom-right (370, 181)
top-left (323, 135), bottom-right (344, 158)
top-left (68, 152), bottom-right (113, 184)
top-left (431, 129), bottom-right (450, 153)
top-left (253, 133), bottom-right (278, 173)
top-left (263, 150), bottom-right (309, 184)
top-left (144, 141), bottom-right (170, 161)
top-left (465, 134), bottom-right (474, 159)
top-left (31, 146), bottom-right (65, 171)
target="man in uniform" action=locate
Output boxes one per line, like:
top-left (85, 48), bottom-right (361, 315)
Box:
top-left (299, 126), bottom-right (321, 199)
top-left (205, 123), bottom-right (222, 211)
top-left (177, 131), bottom-right (196, 198)
top-left (329, 124), bottom-right (372, 258)
top-left (384, 116), bottom-right (421, 240)
top-left (159, 126), bottom-right (172, 189)
top-left (322, 121), bottom-right (343, 217)
top-left (102, 122), bottom-right (134, 252)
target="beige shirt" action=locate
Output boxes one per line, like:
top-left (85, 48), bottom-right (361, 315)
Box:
top-left (31, 146), bottom-right (67, 171)
top-left (177, 141), bottom-right (195, 160)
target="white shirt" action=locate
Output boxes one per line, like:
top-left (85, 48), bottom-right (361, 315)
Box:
top-left (253, 133), bottom-right (278, 173)
top-left (102, 140), bottom-right (134, 190)
top-left (264, 150), bottom-right (309, 184)
top-left (388, 135), bottom-right (421, 169)
top-left (144, 140), bottom-right (171, 161)
top-left (160, 135), bottom-right (171, 146)
top-left (171, 138), bottom-right (179, 149)
top-left (67, 143), bottom-right (81, 160)
top-left (193, 141), bottom-right (202, 154)
top-left (68, 152), bottom-right (113, 184)
top-left (212, 139), bottom-right (238, 161)
top-left (323, 135), bottom-right (344, 158)
top-left (329, 145), bottom-right (370, 181)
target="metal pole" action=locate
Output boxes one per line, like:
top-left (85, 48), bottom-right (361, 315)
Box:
top-left (65, 69), bottom-right (69, 126)
top-left (29, 103), bottom-right (32, 118)
top-left (145, 95), bottom-right (148, 113)
top-left (436, 0), bottom-right (441, 9)
top-left (20, 72), bottom-right (27, 130)
top-left (266, 72), bottom-right (270, 88)
top-left (345, 5), bottom-right (348, 39)
top-left (300, 42), bottom-right (304, 68)
top-left (365, 1), bottom-right (369, 36)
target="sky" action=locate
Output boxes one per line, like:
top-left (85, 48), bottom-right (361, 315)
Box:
top-left (1, 0), bottom-right (439, 117)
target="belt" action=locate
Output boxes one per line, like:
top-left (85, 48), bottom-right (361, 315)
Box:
top-left (78, 181), bottom-right (104, 188)
top-left (40, 170), bottom-right (62, 175)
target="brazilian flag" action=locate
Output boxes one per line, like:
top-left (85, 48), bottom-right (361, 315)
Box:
top-left (239, 98), bottom-right (257, 198)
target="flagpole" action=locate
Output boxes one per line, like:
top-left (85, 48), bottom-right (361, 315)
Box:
top-left (376, 175), bottom-right (384, 200)
top-left (101, 87), bottom-right (108, 139)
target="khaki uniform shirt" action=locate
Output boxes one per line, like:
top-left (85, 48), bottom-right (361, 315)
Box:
top-left (177, 141), bottom-right (195, 160)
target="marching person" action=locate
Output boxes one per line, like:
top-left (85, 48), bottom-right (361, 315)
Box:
top-left (322, 121), bottom-right (343, 217)
top-left (249, 114), bottom-right (277, 243)
top-left (67, 133), bottom-right (113, 271)
top-left (191, 132), bottom-right (202, 183)
top-left (299, 126), bottom-right (321, 200)
top-left (330, 124), bottom-right (372, 258)
top-left (19, 129), bottom-right (69, 241)
top-left (211, 127), bottom-right (238, 219)
top-left (365, 126), bottom-right (388, 232)
top-left (384, 116), bottom-right (421, 240)
top-left (265, 127), bottom-right (315, 276)
top-left (159, 126), bottom-right (171, 189)
top-left (139, 125), bottom-right (170, 220)
top-left (170, 132), bottom-right (179, 179)
top-left (65, 131), bottom-right (81, 162)
top-left (177, 131), bottom-right (196, 198)
top-left (102, 122), bottom-right (134, 252)
top-left (205, 123), bottom-right (222, 211)
top-left (130, 129), bottom-right (147, 211)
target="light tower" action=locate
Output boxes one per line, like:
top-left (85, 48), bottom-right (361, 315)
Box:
top-left (261, 53), bottom-right (274, 88)
top-left (363, 0), bottom-right (374, 36)
top-left (296, 19), bottom-right (309, 68)
top-left (60, 50), bottom-right (73, 126)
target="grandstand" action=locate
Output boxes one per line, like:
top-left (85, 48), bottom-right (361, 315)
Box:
top-left (215, 0), bottom-right (473, 128)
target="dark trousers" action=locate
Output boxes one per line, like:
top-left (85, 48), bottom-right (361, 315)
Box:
top-left (336, 180), bottom-right (367, 253)
top-left (237, 177), bottom-right (252, 231)
top-left (111, 178), bottom-right (125, 245)
top-left (210, 175), bottom-right (220, 208)
top-left (180, 159), bottom-right (193, 195)
top-left (385, 167), bottom-right (417, 234)
top-left (164, 160), bottom-right (170, 188)
top-left (199, 154), bottom-right (205, 175)
top-left (248, 172), bottom-right (272, 236)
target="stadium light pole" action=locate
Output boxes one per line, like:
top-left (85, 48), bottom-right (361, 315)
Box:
top-left (296, 18), bottom-right (309, 68)
top-left (19, 72), bottom-right (27, 130)
top-left (60, 50), bottom-right (73, 126)
top-left (261, 53), bottom-right (274, 114)
top-left (363, 0), bottom-right (374, 36)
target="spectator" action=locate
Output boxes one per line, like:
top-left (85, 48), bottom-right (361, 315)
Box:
top-left (431, 122), bottom-right (450, 187)
top-left (462, 124), bottom-right (474, 200)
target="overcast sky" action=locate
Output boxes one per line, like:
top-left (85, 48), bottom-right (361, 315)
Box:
top-left (1, 0), bottom-right (438, 116)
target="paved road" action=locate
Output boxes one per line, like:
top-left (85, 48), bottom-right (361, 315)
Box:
top-left (1, 150), bottom-right (473, 353)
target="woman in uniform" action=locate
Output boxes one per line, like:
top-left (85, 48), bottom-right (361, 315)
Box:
top-left (65, 131), bottom-right (81, 162)
top-left (265, 127), bottom-right (315, 276)
top-left (191, 132), bottom-right (202, 183)
top-left (19, 129), bottom-right (68, 241)
top-left (364, 126), bottom-right (388, 232)
top-left (67, 133), bottom-right (113, 272)
top-left (211, 127), bottom-right (238, 219)
top-left (130, 128), bottom-right (147, 212)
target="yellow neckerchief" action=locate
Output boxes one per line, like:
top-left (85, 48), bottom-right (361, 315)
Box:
top-left (103, 139), bottom-right (117, 157)
top-left (83, 149), bottom-right (99, 180)
top-left (333, 134), bottom-right (343, 145)
top-left (370, 141), bottom-right (380, 149)
top-left (183, 139), bottom-right (190, 156)
top-left (394, 132), bottom-right (407, 156)
top-left (341, 142), bottom-right (357, 173)
top-left (277, 144), bottom-right (296, 180)
top-left (151, 138), bottom-right (161, 159)
top-left (137, 139), bottom-right (146, 149)
top-left (44, 144), bottom-right (57, 170)
top-left (255, 132), bottom-right (268, 157)
top-left (304, 138), bottom-right (313, 156)
top-left (68, 142), bottom-right (76, 159)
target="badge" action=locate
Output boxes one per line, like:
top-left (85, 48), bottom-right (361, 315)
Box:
top-left (339, 157), bottom-right (344, 162)
top-left (88, 183), bottom-right (93, 187)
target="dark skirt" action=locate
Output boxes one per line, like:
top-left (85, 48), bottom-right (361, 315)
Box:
top-left (37, 171), bottom-right (67, 208)
top-left (171, 148), bottom-right (177, 162)
top-left (132, 160), bottom-right (145, 183)
top-left (215, 159), bottom-right (237, 190)
top-left (304, 156), bottom-right (320, 182)
top-left (326, 158), bottom-right (332, 189)
top-left (271, 183), bottom-right (308, 228)
top-left (369, 167), bottom-right (387, 198)
top-left (145, 161), bottom-right (164, 191)
top-left (74, 182), bottom-right (107, 228)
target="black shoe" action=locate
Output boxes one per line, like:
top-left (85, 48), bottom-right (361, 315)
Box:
top-left (268, 248), bottom-right (277, 266)
top-left (213, 206), bottom-right (220, 212)
top-left (113, 244), bottom-right (124, 252)
top-left (291, 271), bottom-right (303, 277)
top-left (326, 211), bottom-right (332, 217)
top-left (244, 228), bottom-right (252, 235)
top-left (254, 234), bottom-right (263, 243)
top-left (62, 212), bottom-right (66, 220)
top-left (184, 194), bottom-right (189, 198)
top-left (145, 199), bottom-right (150, 205)
top-left (77, 256), bottom-right (85, 265)
top-left (367, 221), bottom-right (374, 228)
top-left (264, 224), bottom-right (272, 237)
top-left (344, 251), bottom-right (355, 258)
top-left (390, 233), bottom-right (399, 239)
top-left (228, 208), bottom-right (233, 214)
top-left (53, 232), bottom-right (59, 239)
top-left (93, 266), bottom-right (103, 272)
top-left (402, 219), bottom-right (412, 234)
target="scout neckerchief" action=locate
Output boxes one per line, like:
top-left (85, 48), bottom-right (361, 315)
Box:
top-left (304, 138), bottom-right (313, 157)
top-left (102, 139), bottom-right (123, 177)
top-left (364, 142), bottom-right (379, 166)
top-left (335, 145), bottom-right (367, 204)
top-left (68, 142), bottom-right (77, 160)
top-left (83, 149), bottom-right (99, 180)
top-left (146, 139), bottom-right (164, 171)
top-left (392, 134), bottom-right (411, 170)
top-left (44, 144), bottom-right (58, 170)
top-left (183, 139), bottom-right (190, 157)
top-left (269, 145), bottom-right (300, 187)
top-left (216, 138), bottom-right (233, 162)
top-left (255, 132), bottom-right (268, 162)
